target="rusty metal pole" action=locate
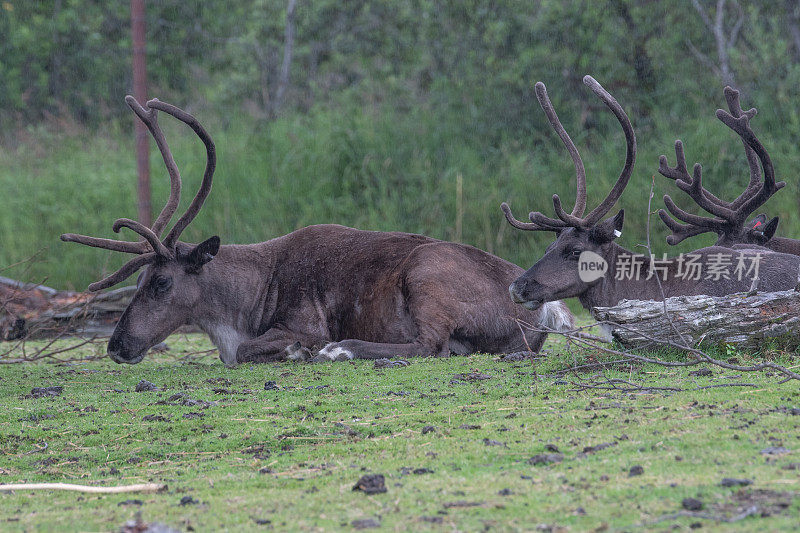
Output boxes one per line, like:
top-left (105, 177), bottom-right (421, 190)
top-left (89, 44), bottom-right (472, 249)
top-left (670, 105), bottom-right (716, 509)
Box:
top-left (131, 0), bottom-right (151, 226)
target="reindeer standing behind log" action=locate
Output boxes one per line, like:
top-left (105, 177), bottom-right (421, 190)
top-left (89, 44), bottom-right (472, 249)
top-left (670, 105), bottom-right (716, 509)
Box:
top-left (658, 86), bottom-right (800, 255)
top-left (61, 97), bottom-right (572, 365)
top-left (501, 76), bottom-right (800, 312)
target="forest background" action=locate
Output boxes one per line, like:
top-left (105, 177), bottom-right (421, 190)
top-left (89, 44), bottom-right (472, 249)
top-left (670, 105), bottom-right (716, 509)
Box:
top-left (2, 0), bottom-right (799, 290)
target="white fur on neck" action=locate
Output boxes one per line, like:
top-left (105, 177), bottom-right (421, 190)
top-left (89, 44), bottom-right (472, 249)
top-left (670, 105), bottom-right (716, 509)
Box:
top-left (204, 324), bottom-right (248, 366)
top-left (538, 301), bottom-right (574, 332)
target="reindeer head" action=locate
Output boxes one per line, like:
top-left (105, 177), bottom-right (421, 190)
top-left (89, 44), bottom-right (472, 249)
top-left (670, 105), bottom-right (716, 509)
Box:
top-left (61, 97), bottom-right (217, 363)
top-left (502, 76), bottom-right (635, 309)
top-left (657, 86), bottom-right (785, 248)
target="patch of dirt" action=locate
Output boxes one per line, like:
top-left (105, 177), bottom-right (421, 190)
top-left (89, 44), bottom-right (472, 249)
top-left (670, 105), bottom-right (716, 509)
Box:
top-left (120, 512), bottom-right (180, 533)
top-left (527, 453), bottom-right (563, 465)
top-left (118, 499), bottom-right (144, 507)
top-left (135, 380), bottom-right (158, 392)
top-left (25, 386), bottom-right (63, 399)
top-left (721, 478), bottom-right (752, 487)
top-left (582, 442), bottom-right (617, 454)
top-left (443, 500), bottom-right (483, 508)
top-left (725, 489), bottom-right (795, 517)
top-left (761, 446), bottom-right (790, 455)
top-left (353, 474), bottom-right (387, 494)
top-left (374, 358), bottom-right (410, 368)
top-left (400, 467), bottom-right (434, 475)
top-left (179, 496), bottom-right (199, 506)
top-left (500, 352), bottom-right (532, 362)
top-left (682, 497), bottom-right (703, 511)
top-left (142, 415), bottom-right (169, 422)
top-left (242, 444), bottom-right (271, 460)
top-left (450, 371), bottom-right (492, 384)
top-left (351, 518), bottom-right (381, 529)
top-left (155, 393), bottom-right (215, 408)
top-left (628, 465), bottom-right (644, 477)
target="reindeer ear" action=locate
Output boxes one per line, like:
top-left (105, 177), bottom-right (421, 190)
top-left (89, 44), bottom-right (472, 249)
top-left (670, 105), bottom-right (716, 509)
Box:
top-left (590, 210), bottom-right (624, 244)
top-left (184, 236), bottom-right (220, 273)
top-left (763, 217), bottom-right (779, 240)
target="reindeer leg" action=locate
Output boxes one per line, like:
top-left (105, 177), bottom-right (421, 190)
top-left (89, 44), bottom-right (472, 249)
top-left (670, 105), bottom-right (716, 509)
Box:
top-left (312, 339), bottom-right (446, 362)
top-left (236, 329), bottom-right (326, 364)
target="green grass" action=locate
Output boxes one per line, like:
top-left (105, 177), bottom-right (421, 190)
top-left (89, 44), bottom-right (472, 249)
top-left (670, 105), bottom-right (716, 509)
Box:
top-left (1, 330), bottom-right (799, 531)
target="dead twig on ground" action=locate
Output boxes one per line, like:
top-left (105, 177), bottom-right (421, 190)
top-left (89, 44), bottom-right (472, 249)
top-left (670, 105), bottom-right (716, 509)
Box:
top-left (0, 482), bottom-right (166, 494)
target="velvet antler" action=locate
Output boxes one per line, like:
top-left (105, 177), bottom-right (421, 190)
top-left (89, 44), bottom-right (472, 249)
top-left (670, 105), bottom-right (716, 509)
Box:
top-left (658, 86), bottom-right (783, 245)
top-left (502, 75), bottom-right (636, 232)
top-left (61, 97), bottom-right (216, 291)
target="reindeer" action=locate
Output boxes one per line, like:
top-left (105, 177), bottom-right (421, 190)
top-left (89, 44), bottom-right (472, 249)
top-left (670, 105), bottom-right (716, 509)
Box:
top-left (658, 86), bottom-right (800, 255)
top-left (61, 97), bottom-right (573, 365)
top-left (501, 76), bottom-right (800, 312)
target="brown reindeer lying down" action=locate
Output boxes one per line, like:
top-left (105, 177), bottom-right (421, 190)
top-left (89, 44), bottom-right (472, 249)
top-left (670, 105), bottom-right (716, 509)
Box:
top-left (62, 97), bottom-right (572, 365)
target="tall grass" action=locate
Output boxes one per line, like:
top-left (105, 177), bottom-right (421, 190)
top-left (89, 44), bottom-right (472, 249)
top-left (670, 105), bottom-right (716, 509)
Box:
top-left (2, 101), bottom-right (798, 290)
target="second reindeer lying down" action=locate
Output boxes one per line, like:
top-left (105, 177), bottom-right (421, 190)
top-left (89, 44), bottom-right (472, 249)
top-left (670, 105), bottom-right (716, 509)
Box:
top-left (61, 97), bottom-right (573, 366)
top-left (502, 76), bottom-right (800, 312)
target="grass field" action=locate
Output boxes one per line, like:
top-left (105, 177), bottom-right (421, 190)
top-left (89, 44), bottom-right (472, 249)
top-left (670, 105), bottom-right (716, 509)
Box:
top-left (1, 330), bottom-right (799, 532)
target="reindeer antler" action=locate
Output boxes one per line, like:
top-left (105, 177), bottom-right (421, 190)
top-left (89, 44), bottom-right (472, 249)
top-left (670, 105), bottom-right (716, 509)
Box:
top-left (61, 97), bottom-right (216, 291)
top-left (658, 86), bottom-right (784, 244)
top-left (502, 75), bottom-right (636, 232)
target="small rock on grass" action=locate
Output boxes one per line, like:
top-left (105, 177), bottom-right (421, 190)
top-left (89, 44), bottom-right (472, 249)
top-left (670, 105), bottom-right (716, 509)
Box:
top-left (682, 497), bottom-right (703, 511)
top-left (628, 465), bottom-right (644, 477)
top-left (353, 474), bottom-right (387, 494)
top-left (264, 381), bottom-right (279, 391)
top-left (421, 425), bottom-right (436, 434)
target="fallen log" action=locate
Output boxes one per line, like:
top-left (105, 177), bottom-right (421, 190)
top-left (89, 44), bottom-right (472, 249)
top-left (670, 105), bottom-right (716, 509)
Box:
top-left (1, 276), bottom-right (135, 339)
top-left (591, 289), bottom-right (800, 350)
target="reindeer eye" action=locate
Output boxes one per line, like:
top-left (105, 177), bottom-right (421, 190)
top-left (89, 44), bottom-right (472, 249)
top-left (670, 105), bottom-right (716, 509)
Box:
top-left (568, 249), bottom-right (583, 259)
top-left (153, 276), bottom-right (173, 294)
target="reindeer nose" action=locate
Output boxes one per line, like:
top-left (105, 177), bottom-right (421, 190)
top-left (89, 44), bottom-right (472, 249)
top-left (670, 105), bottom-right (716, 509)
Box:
top-left (508, 283), bottom-right (525, 304)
